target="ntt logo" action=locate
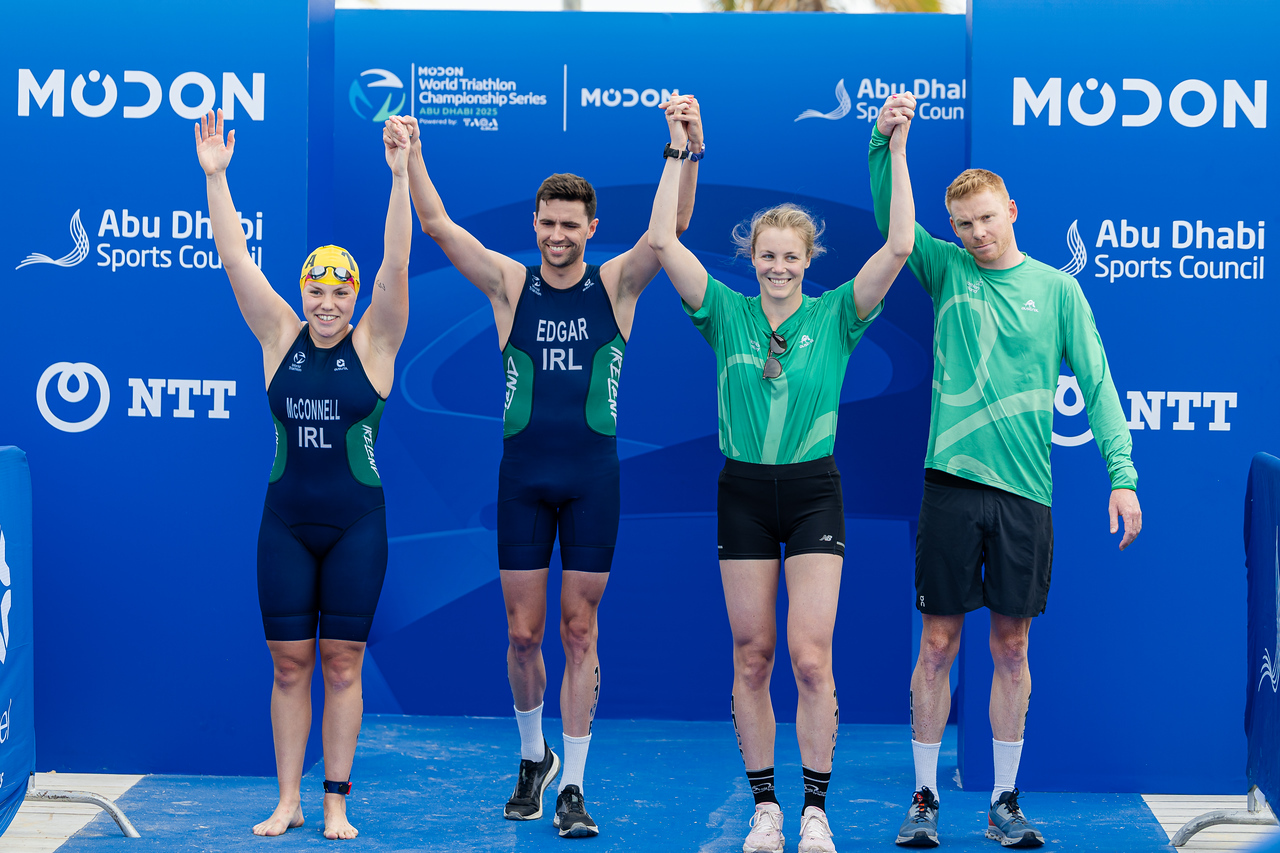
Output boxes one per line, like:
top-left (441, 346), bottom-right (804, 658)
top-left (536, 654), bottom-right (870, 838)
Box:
top-left (1013, 77), bottom-right (1266, 128)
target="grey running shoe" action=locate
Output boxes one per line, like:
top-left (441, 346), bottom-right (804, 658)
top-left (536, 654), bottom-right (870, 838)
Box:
top-left (553, 784), bottom-right (600, 838)
top-left (504, 741), bottom-right (560, 820)
top-left (895, 787), bottom-right (940, 847)
top-left (986, 788), bottom-right (1044, 848)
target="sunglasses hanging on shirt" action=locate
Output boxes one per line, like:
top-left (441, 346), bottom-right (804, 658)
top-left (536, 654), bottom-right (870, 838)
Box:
top-left (763, 331), bottom-right (787, 380)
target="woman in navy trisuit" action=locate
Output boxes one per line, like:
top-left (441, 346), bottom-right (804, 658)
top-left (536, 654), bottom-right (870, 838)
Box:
top-left (195, 109), bottom-right (412, 840)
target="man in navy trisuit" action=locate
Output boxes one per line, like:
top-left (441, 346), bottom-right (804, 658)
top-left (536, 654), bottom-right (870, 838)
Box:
top-left (397, 100), bottom-right (703, 837)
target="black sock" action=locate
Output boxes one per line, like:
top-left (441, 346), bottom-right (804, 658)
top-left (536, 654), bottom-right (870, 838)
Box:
top-left (802, 766), bottom-right (831, 813)
top-left (745, 767), bottom-right (778, 806)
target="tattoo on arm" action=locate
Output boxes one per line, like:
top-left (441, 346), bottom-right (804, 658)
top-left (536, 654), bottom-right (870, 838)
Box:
top-left (376, 277), bottom-right (386, 291)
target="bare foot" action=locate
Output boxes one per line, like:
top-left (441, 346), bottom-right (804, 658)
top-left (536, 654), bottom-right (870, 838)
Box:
top-left (252, 800), bottom-right (304, 836)
top-left (323, 794), bottom-right (358, 840)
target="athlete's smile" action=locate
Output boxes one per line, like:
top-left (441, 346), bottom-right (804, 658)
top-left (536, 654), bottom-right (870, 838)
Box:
top-left (752, 226), bottom-right (811, 304)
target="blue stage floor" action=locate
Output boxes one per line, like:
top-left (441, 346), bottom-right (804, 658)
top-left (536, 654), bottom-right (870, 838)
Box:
top-left (62, 717), bottom-right (1171, 852)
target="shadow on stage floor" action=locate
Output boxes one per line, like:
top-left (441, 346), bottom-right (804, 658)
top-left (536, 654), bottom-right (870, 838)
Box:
top-left (60, 716), bottom-right (1170, 852)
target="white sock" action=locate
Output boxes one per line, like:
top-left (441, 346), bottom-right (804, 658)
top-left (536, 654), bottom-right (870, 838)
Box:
top-left (559, 733), bottom-right (592, 793)
top-left (992, 738), bottom-right (1024, 804)
top-left (911, 739), bottom-right (941, 799)
top-left (514, 704), bottom-right (545, 762)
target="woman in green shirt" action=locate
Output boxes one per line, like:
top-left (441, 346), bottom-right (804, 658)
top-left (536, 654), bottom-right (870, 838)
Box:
top-left (647, 100), bottom-right (916, 853)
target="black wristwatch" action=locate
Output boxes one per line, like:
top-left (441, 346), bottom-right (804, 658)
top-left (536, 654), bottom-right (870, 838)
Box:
top-left (663, 143), bottom-right (689, 161)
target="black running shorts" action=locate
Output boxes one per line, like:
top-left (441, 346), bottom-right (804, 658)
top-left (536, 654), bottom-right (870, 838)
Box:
top-left (915, 469), bottom-right (1053, 618)
top-left (717, 456), bottom-right (845, 561)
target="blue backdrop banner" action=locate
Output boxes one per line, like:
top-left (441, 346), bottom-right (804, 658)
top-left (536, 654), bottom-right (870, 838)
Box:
top-left (0, 448), bottom-right (36, 835)
top-left (5, 2), bottom-right (1266, 795)
top-left (1247, 453), bottom-right (1280, 808)
top-left (969, 0), bottom-right (1278, 792)
top-left (2, 1), bottom-right (310, 774)
top-left (332, 9), bottom-right (965, 729)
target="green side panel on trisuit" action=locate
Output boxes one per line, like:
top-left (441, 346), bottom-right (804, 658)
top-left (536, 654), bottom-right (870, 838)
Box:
top-left (345, 397), bottom-right (385, 487)
top-left (268, 414), bottom-right (287, 483)
top-left (584, 334), bottom-right (625, 437)
top-left (502, 344), bottom-right (535, 439)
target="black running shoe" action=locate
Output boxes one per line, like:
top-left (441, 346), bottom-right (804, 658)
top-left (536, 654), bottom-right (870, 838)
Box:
top-left (504, 740), bottom-right (560, 820)
top-left (552, 784), bottom-right (599, 838)
top-left (895, 786), bottom-right (940, 847)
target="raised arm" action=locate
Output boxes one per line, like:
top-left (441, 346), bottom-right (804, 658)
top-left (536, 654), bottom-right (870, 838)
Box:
top-left (401, 116), bottom-right (524, 307)
top-left (646, 100), bottom-right (710, 311)
top-left (353, 117), bottom-right (412, 382)
top-left (850, 111), bottom-right (915, 318)
top-left (604, 94), bottom-right (703, 302)
top-left (869, 93), bottom-right (955, 295)
top-left (195, 109), bottom-right (297, 354)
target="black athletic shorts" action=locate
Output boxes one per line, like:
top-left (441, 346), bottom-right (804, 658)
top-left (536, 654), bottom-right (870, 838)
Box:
top-left (915, 469), bottom-right (1053, 618)
top-left (717, 456), bottom-right (845, 561)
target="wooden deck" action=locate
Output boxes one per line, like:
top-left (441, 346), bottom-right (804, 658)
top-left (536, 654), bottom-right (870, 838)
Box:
top-left (1143, 794), bottom-right (1280, 852)
top-left (0, 774), bottom-right (142, 853)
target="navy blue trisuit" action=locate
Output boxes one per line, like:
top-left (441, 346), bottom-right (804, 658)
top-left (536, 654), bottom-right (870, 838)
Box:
top-left (498, 264), bottom-right (626, 574)
top-left (257, 325), bottom-right (388, 642)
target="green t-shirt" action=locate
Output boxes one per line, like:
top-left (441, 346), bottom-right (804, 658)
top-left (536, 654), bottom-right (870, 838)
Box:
top-left (683, 274), bottom-right (880, 465)
top-left (868, 126), bottom-right (1137, 505)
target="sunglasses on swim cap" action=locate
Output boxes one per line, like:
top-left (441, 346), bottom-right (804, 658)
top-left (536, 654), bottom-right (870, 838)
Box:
top-left (303, 265), bottom-right (358, 286)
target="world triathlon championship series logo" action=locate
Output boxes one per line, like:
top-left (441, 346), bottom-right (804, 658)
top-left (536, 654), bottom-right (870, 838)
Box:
top-left (349, 68), bottom-right (406, 122)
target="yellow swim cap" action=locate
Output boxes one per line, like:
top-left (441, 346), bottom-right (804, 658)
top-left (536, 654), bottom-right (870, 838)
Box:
top-left (299, 245), bottom-right (360, 292)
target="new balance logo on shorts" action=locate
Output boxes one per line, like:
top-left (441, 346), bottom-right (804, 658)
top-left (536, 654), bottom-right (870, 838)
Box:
top-left (821, 534), bottom-right (832, 541)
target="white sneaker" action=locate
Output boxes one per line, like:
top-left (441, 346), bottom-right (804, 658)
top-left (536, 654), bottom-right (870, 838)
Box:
top-left (743, 802), bottom-right (784, 853)
top-left (798, 806), bottom-right (837, 853)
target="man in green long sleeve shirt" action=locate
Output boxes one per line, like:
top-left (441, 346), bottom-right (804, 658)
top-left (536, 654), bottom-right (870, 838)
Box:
top-left (869, 93), bottom-right (1142, 849)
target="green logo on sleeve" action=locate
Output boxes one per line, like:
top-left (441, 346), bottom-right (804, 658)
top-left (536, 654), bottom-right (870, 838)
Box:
top-left (269, 414), bottom-right (287, 483)
top-left (345, 398), bottom-right (385, 487)
top-left (502, 344), bottom-right (535, 438)
top-left (585, 334), bottom-right (625, 437)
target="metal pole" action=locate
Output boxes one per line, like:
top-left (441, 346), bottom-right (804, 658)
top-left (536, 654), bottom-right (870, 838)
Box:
top-left (26, 777), bottom-right (141, 839)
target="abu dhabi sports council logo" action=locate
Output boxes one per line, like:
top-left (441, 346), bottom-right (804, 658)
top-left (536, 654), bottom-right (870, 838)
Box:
top-left (1058, 220), bottom-right (1087, 276)
top-left (16, 209), bottom-right (90, 270)
top-left (349, 69), bottom-right (406, 122)
top-left (796, 79), bottom-right (851, 122)
top-left (0, 527), bottom-right (11, 665)
top-left (1260, 529), bottom-right (1280, 694)
top-left (37, 362), bottom-right (111, 433)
